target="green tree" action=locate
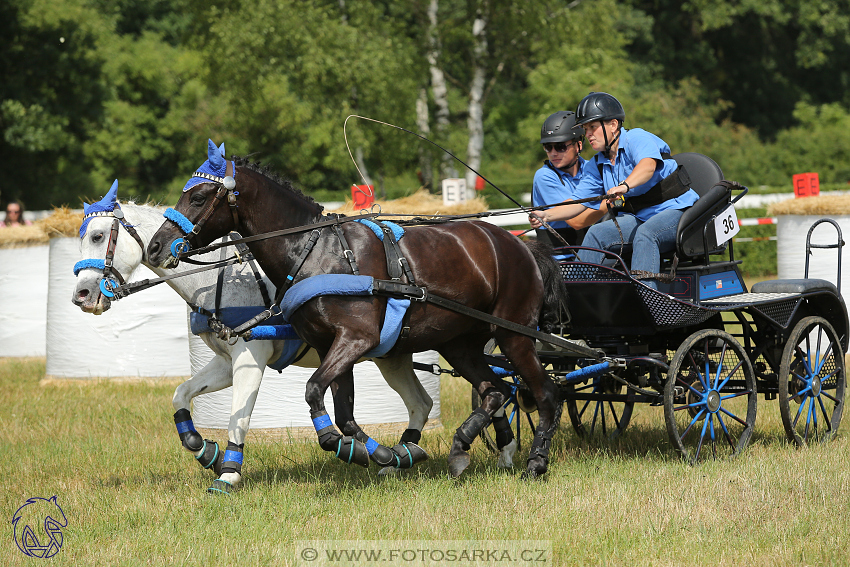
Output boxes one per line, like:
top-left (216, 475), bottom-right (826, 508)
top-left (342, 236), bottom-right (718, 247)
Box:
top-left (624, 0), bottom-right (850, 138)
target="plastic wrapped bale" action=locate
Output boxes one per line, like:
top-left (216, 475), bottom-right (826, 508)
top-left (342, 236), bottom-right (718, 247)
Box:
top-left (0, 224), bottom-right (49, 356)
top-left (45, 236), bottom-right (190, 379)
top-left (770, 195), bottom-right (850, 291)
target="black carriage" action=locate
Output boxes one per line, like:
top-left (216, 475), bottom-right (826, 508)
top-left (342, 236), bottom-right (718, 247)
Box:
top-left (480, 153), bottom-right (847, 464)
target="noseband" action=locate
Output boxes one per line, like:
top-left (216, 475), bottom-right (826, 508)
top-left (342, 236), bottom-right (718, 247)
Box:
top-left (73, 206), bottom-right (146, 298)
top-left (165, 160), bottom-right (239, 259)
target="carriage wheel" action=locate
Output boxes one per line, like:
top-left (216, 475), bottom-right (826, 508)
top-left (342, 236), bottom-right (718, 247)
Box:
top-left (564, 373), bottom-right (634, 440)
top-left (664, 329), bottom-right (757, 464)
top-left (778, 316), bottom-right (846, 447)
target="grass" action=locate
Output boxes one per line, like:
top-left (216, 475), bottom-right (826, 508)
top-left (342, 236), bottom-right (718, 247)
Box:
top-left (2, 356), bottom-right (849, 566)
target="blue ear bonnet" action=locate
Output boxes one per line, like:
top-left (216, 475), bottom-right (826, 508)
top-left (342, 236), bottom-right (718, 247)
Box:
top-left (183, 139), bottom-right (234, 192)
top-left (80, 180), bottom-right (120, 238)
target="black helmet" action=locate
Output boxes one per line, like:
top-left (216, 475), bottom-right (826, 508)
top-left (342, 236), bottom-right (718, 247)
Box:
top-left (540, 111), bottom-right (583, 144)
top-left (575, 92), bottom-right (625, 127)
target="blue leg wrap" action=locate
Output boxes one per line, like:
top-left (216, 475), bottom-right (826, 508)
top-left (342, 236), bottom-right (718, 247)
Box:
top-left (221, 442), bottom-right (244, 475)
top-left (174, 409), bottom-right (203, 452)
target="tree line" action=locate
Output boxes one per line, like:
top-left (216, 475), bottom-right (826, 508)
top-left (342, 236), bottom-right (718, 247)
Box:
top-left (3, 0), bottom-right (850, 210)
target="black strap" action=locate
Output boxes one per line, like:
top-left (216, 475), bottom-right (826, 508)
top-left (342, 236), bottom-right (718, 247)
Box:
top-left (180, 212), bottom-right (380, 259)
top-left (333, 222), bottom-right (360, 276)
top-left (370, 279), bottom-right (599, 359)
top-left (229, 228), bottom-right (324, 336)
top-left (617, 164), bottom-right (691, 215)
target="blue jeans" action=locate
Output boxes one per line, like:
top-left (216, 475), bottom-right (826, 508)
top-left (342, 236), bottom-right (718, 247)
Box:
top-left (577, 209), bottom-right (685, 289)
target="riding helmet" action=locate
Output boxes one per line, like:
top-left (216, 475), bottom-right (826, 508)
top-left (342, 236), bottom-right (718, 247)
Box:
top-left (575, 92), bottom-right (626, 127)
top-left (540, 111), bottom-right (584, 144)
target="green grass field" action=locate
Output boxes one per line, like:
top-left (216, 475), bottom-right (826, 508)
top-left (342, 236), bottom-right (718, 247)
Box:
top-left (3, 356), bottom-right (849, 566)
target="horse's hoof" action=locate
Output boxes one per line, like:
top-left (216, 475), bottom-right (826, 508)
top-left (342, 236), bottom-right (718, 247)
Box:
top-left (207, 479), bottom-right (235, 495)
top-left (521, 458), bottom-right (548, 480)
top-left (447, 452), bottom-right (471, 478)
top-left (378, 466), bottom-right (401, 476)
top-left (497, 439), bottom-right (517, 469)
top-left (392, 442), bottom-right (429, 469)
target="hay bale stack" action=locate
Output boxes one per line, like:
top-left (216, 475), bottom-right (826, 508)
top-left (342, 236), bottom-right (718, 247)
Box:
top-left (328, 188), bottom-right (488, 219)
top-left (767, 195), bottom-right (850, 217)
top-left (767, 196), bottom-right (848, 291)
top-left (38, 207), bottom-right (83, 239)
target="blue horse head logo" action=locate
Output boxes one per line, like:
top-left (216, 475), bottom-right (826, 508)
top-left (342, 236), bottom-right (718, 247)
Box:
top-left (12, 496), bottom-right (67, 558)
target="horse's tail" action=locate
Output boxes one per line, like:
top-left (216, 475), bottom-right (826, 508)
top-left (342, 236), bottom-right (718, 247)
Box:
top-left (524, 239), bottom-right (570, 333)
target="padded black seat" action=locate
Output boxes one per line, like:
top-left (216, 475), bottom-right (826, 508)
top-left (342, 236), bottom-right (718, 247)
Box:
top-left (671, 152), bottom-right (728, 260)
top-left (751, 278), bottom-right (839, 295)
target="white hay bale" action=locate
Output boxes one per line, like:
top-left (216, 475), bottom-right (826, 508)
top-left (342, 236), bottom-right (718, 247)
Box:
top-left (776, 215), bottom-right (848, 292)
top-left (45, 237), bottom-right (190, 378)
top-left (0, 245), bottom-right (49, 356)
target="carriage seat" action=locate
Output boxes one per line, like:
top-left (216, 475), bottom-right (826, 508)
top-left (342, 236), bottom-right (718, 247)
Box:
top-left (671, 152), bottom-right (729, 261)
top-left (750, 278), bottom-right (839, 296)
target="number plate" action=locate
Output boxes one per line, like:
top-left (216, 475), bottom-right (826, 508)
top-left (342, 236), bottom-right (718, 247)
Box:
top-left (714, 205), bottom-right (740, 246)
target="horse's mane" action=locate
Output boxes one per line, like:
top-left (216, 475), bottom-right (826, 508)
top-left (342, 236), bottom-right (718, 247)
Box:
top-left (233, 156), bottom-right (324, 214)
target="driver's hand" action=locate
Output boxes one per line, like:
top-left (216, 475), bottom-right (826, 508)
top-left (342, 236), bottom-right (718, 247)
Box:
top-left (529, 211), bottom-right (545, 229)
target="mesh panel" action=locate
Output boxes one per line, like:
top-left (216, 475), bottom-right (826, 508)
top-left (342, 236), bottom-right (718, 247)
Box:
top-left (752, 299), bottom-right (800, 328)
top-left (634, 284), bottom-right (719, 329)
top-left (559, 262), bottom-right (631, 282)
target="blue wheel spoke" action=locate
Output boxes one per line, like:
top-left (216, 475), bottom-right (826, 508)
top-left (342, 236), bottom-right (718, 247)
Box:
top-left (817, 396), bottom-right (835, 432)
top-left (680, 409), bottom-right (705, 439)
top-left (815, 325), bottom-right (826, 374)
top-left (811, 395), bottom-right (819, 435)
top-left (715, 342), bottom-right (729, 389)
top-left (815, 342), bottom-right (835, 375)
top-left (720, 389), bottom-right (753, 402)
top-left (716, 358), bottom-right (745, 391)
top-left (819, 368), bottom-right (840, 386)
top-left (804, 398), bottom-right (814, 441)
top-left (687, 352), bottom-right (708, 391)
top-left (694, 414), bottom-right (711, 462)
top-left (591, 401), bottom-right (601, 434)
top-left (792, 398), bottom-right (807, 428)
top-left (674, 400), bottom-right (708, 412)
top-left (820, 390), bottom-right (840, 404)
top-left (719, 405), bottom-right (750, 428)
top-left (786, 384), bottom-right (813, 403)
top-left (716, 413), bottom-right (737, 450)
top-left (676, 372), bottom-right (709, 399)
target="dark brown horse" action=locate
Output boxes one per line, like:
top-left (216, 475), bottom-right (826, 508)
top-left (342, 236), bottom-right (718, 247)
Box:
top-left (147, 144), bottom-right (567, 478)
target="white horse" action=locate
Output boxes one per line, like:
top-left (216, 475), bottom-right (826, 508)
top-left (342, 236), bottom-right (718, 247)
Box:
top-left (71, 184), bottom-right (491, 493)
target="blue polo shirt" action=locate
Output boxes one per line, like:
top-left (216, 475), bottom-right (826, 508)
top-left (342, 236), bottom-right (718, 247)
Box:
top-left (573, 128), bottom-right (698, 222)
top-left (532, 157), bottom-right (586, 231)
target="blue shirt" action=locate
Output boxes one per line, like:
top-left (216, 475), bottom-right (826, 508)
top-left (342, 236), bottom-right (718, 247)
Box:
top-left (572, 128), bottom-right (698, 222)
top-left (532, 156), bottom-right (586, 231)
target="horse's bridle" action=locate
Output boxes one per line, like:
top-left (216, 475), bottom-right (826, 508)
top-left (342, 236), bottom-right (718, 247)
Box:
top-left (165, 160), bottom-right (239, 258)
top-left (73, 206), bottom-right (146, 298)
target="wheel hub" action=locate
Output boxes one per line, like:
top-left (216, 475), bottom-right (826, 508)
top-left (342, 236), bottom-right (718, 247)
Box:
top-left (811, 376), bottom-right (822, 397)
top-left (706, 390), bottom-right (721, 413)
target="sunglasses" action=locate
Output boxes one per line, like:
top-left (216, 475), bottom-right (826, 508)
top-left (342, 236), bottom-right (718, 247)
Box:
top-left (543, 142), bottom-right (572, 153)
